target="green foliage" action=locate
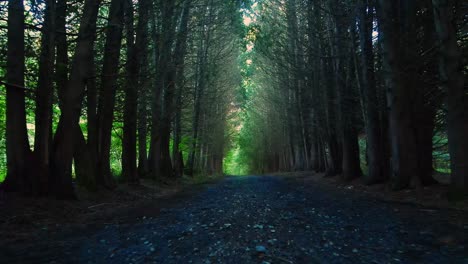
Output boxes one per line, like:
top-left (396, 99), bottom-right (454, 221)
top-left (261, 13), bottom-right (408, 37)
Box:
top-left (433, 133), bottom-right (450, 173)
top-left (110, 122), bottom-right (123, 178)
top-left (177, 135), bottom-right (193, 165)
top-left (222, 0), bottom-right (268, 175)
top-left (223, 144), bottom-right (249, 175)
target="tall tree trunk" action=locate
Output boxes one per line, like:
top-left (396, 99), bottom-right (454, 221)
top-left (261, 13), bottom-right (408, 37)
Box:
top-left (96, 0), bottom-right (125, 188)
top-left (323, 60), bottom-right (342, 177)
top-left (55, 0), bottom-right (68, 105)
top-left (123, 0), bottom-right (137, 183)
top-left (187, 40), bottom-right (205, 175)
top-left (2, 0), bottom-right (32, 194)
top-left (377, 0), bottom-right (421, 190)
top-left (123, 0), bottom-right (149, 183)
top-left (72, 54), bottom-right (98, 191)
top-left (359, 0), bottom-right (388, 184)
top-left (159, 70), bottom-right (175, 177)
top-left (137, 0), bottom-right (156, 178)
top-left (158, 0), bottom-right (193, 178)
top-left (172, 1), bottom-right (191, 178)
top-left (51, 0), bottom-right (101, 199)
top-left (375, 18), bottom-right (392, 186)
top-left (71, 0), bottom-right (98, 191)
top-left (307, 0), bottom-right (324, 173)
top-left (149, 0), bottom-right (176, 179)
top-left (34, 0), bottom-right (56, 194)
top-left (81, 44), bottom-right (98, 190)
top-left (414, 3), bottom-right (439, 187)
top-left (432, 0), bottom-right (468, 197)
top-left (328, 1), bottom-right (361, 181)
top-left (341, 41), bottom-right (363, 181)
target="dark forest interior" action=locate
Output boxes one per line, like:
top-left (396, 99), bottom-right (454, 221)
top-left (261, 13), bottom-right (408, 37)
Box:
top-left (0, 0), bottom-right (467, 263)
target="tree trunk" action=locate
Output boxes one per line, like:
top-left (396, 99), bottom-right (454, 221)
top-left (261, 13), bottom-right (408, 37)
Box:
top-left (328, 1), bottom-right (361, 181)
top-left (359, 0), bottom-right (388, 184)
top-left (51, 0), bottom-right (101, 199)
top-left (123, 0), bottom-right (148, 183)
top-left (341, 46), bottom-right (363, 181)
top-left (417, 105), bottom-right (438, 186)
top-left (432, 0), bottom-right (468, 197)
top-left (323, 62), bottom-right (342, 176)
top-left (96, 0), bottom-right (125, 188)
top-left (34, 0), bottom-right (56, 194)
top-left (2, 0), bottom-right (32, 194)
top-left (149, 0), bottom-right (176, 179)
top-left (74, 125), bottom-right (97, 190)
top-left (159, 69), bottom-right (175, 178)
top-left (55, 0), bottom-right (68, 105)
top-left (377, 0), bottom-right (421, 190)
top-left (186, 1), bottom-right (215, 176)
top-left (414, 1), bottom-right (440, 187)
top-left (172, 0), bottom-right (191, 178)
top-left (160, 1), bottom-right (190, 177)
top-left (317, 134), bottom-right (327, 172)
top-left (187, 44), bottom-right (206, 176)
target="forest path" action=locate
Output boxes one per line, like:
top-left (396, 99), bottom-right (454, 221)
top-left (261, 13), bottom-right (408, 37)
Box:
top-left (2, 175), bottom-right (467, 264)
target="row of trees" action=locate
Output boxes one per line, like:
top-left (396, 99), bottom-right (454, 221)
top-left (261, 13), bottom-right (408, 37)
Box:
top-left (0, 0), bottom-right (242, 198)
top-left (238, 0), bottom-right (467, 196)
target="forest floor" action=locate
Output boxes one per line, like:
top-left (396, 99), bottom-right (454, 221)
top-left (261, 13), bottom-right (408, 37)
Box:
top-left (276, 171), bottom-right (468, 211)
top-left (1, 174), bottom-right (467, 264)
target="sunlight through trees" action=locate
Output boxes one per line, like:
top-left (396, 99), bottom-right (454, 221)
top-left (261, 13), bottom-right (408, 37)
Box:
top-left (0, 0), bottom-right (466, 198)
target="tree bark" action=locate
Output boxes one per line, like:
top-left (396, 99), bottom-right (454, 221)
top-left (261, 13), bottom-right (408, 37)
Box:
top-left (34, 0), bottom-right (56, 194)
top-left (328, 0), bottom-right (361, 181)
top-left (96, 0), bottom-right (125, 188)
top-left (51, 0), bottom-right (101, 199)
top-left (341, 44), bottom-right (363, 181)
top-left (55, 0), bottom-right (68, 105)
top-left (123, 0), bottom-right (148, 183)
top-left (172, 0), bottom-right (191, 178)
top-left (149, 0), bottom-right (177, 178)
top-left (377, 0), bottom-right (421, 190)
top-left (74, 125), bottom-right (97, 190)
top-left (186, 0), bottom-right (216, 176)
top-left (324, 62), bottom-right (342, 177)
top-left (432, 0), bottom-right (468, 197)
top-left (358, 0), bottom-right (388, 184)
top-left (2, 0), bottom-right (32, 194)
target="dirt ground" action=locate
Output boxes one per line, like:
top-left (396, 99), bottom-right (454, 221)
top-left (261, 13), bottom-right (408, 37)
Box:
top-left (279, 171), bottom-right (468, 212)
top-left (0, 178), bottom-right (194, 245)
top-left (1, 173), bottom-right (467, 264)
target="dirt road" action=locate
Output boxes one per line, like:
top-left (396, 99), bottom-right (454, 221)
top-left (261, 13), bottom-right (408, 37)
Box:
top-left (1, 176), bottom-right (467, 263)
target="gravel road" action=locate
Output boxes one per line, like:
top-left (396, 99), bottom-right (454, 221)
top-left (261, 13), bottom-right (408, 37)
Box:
top-left (2, 176), bottom-right (467, 264)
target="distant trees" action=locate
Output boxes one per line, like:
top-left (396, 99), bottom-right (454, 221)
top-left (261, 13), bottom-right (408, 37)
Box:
top-left (0, 0), bottom-right (242, 198)
top-left (238, 0), bottom-right (467, 197)
top-left (0, 0), bottom-right (466, 199)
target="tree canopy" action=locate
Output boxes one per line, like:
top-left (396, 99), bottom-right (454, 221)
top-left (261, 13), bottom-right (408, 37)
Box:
top-left (0, 0), bottom-right (467, 199)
